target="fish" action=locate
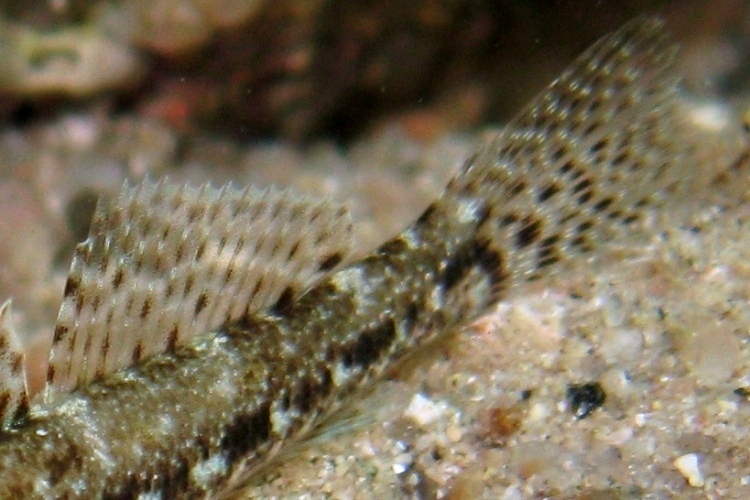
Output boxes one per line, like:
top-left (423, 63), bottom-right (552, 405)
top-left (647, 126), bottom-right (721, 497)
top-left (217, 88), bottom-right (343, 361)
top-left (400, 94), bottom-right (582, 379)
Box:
top-left (0, 17), bottom-right (723, 497)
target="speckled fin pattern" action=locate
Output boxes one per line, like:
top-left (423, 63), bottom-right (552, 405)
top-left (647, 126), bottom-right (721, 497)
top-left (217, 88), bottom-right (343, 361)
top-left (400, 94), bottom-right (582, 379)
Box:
top-left (0, 18), bottom-right (723, 498)
top-left (46, 180), bottom-right (352, 398)
top-left (220, 16), bottom-right (705, 493)
top-left (0, 300), bottom-right (27, 430)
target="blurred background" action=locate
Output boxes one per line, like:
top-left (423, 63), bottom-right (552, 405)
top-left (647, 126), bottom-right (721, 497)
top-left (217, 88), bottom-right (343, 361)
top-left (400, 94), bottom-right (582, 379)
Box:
top-left (0, 0), bottom-right (747, 141)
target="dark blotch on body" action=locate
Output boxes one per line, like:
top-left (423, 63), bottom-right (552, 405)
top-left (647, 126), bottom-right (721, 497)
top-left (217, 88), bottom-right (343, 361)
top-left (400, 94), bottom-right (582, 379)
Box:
top-left (341, 319), bottom-right (396, 368)
top-left (293, 369), bottom-right (333, 413)
top-left (157, 456), bottom-right (191, 498)
top-left (404, 302), bottom-right (420, 333)
top-left (221, 402), bottom-right (272, 461)
top-left (0, 393), bottom-right (8, 416)
top-left (104, 457), bottom-right (190, 500)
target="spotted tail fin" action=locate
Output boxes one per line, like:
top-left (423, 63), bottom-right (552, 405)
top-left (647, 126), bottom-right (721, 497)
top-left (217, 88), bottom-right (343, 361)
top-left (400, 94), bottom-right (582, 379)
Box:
top-left (419, 18), bottom-right (713, 323)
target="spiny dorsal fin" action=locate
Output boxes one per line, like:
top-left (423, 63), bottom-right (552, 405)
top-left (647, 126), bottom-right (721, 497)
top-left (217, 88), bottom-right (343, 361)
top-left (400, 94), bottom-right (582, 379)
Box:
top-left (46, 180), bottom-right (353, 398)
top-left (0, 300), bottom-right (29, 430)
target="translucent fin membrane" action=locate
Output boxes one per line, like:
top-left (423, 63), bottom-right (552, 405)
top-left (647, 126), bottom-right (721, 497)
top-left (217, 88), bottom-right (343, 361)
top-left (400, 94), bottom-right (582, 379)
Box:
top-left (438, 18), bottom-right (703, 297)
top-left (46, 180), bottom-right (353, 398)
top-left (0, 300), bottom-right (28, 430)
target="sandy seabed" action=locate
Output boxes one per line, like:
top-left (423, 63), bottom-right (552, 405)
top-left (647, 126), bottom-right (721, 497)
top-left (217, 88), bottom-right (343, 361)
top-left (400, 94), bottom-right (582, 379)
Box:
top-left (0, 92), bottom-right (748, 498)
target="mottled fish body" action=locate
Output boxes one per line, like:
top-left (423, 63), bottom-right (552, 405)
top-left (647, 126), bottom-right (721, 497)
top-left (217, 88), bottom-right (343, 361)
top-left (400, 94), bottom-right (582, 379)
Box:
top-left (0, 18), bottom-right (719, 497)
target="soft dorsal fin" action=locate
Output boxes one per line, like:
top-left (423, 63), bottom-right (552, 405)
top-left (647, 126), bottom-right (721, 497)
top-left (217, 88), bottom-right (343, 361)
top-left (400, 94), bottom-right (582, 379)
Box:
top-left (0, 300), bottom-right (29, 430)
top-left (46, 179), bottom-right (353, 398)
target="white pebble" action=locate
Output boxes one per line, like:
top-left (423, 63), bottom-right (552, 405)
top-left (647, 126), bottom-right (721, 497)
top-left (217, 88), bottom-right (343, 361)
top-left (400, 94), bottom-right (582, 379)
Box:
top-left (634, 413), bottom-right (648, 427)
top-left (392, 453), bottom-right (413, 474)
top-left (404, 393), bottom-right (445, 427)
top-left (528, 402), bottom-right (551, 421)
top-left (673, 453), bottom-right (705, 487)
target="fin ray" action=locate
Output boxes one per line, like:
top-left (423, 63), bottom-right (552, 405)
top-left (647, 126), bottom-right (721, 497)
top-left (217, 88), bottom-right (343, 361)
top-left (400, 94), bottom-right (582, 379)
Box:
top-left (0, 300), bottom-right (29, 430)
top-left (46, 181), bottom-right (353, 398)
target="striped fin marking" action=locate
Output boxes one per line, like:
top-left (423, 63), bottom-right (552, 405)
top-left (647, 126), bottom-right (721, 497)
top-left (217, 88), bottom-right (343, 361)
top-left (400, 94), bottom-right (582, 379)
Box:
top-left (0, 300), bottom-right (29, 430)
top-left (46, 181), bottom-right (353, 398)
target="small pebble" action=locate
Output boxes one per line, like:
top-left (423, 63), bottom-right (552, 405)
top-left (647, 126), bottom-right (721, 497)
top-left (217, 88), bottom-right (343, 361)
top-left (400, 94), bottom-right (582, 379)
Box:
top-left (404, 393), bottom-right (445, 427)
top-left (485, 405), bottom-right (523, 440)
top-left (393, 453), bottom-right (413, 474)
top-left (673, 453), bottom-right (705, 487)
top-left (446, 424), bottom-right (462, 443)
top-left (528, 402), bottom-right (550, 421)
